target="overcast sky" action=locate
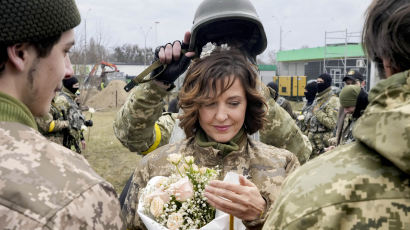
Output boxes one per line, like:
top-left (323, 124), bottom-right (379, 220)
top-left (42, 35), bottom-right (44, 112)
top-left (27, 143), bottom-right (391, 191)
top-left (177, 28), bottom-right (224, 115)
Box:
top-left (75, 0), bottom-right (373, 59)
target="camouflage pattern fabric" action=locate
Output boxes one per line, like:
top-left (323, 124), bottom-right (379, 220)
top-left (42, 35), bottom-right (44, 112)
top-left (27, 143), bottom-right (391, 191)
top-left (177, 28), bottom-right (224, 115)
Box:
top-left (114, 82), bottom-right (177, 154)
top-left (339, 115), bottom-right (356, 145)
top-left (0, 121), bottom-right (125, 229)
top-left (307, 87), bottom-right (340, 158)
top-left (296, 102), bottom-right (315, 136)
top-left (121, 136), bottom-right (299, 230)
top-left (262, 70), bottom-right (410, 230)
top-left (54, 87), bottom-right (86, 153)
top-left (259, 85), bottom-right (312, 164)
top-left (114, 81), bottom-right (312, 164)
top-left (35, 100), bottom-right (69, 145)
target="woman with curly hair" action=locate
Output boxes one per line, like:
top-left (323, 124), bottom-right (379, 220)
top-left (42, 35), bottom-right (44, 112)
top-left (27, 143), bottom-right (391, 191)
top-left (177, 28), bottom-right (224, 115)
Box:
top-left (121, 49), bottom-right (299, 230)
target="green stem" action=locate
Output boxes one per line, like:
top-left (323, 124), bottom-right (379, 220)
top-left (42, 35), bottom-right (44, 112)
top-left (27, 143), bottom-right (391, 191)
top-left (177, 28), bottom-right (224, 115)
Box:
top-left (175, 163), bottom-right (183, 177)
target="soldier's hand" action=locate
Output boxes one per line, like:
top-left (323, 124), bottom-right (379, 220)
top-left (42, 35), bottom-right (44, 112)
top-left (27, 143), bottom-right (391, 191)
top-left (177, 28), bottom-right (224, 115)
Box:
top-left (85, 120), bottom-right (93, 127)
top-left (324, 145), bottom-right (335, 152)
top-left (81, 140), bottom-right (86, 150)
top-left (152, 31), bottom-right (196, 85)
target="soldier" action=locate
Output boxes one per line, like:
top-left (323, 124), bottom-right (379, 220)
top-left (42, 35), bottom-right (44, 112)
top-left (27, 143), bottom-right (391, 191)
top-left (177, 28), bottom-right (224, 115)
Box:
top-left (35, 98), bottom-right (69, 145)
top-left (0, 0), bottom-right (124, 228)
top-left (36, 77), bottom-right (93, 153)
top-left (307, 73), bottom-right (340, 158)
top-left (267, 82), bottom-right (297, 119)
top-left (263, 0), bottom-right (410, 229)
top-left (334, 70), bottom-right (369, 145)
top-left (54, 76), bottom-right (93, 153)
top-left (121, 49), bottom-right (299, 230)
top-left (327, 84), bottom-right (369, 150)
top-left (343, 69), bottom-right (367, 88)
top-left (114, 0), bottom-right (311, 165)
top-left (296, 80), bottom-right (317, 135)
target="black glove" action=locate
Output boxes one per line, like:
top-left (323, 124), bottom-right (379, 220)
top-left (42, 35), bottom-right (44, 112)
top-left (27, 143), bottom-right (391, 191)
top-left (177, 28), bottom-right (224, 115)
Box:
top-left (85, 120), bottom-right (93, 127)
top-left (151, 41), bottom-right (192, 84)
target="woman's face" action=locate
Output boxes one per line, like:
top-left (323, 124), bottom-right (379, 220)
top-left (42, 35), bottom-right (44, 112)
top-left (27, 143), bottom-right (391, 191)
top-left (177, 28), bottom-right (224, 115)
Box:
top-left (198, 76), bottom-right (247, 143)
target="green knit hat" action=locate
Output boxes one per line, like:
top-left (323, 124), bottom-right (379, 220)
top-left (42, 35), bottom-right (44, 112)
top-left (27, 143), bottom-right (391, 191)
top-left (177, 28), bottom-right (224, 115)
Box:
top-left (0, 0), bottom-right (81, 45)
top-left (339, 85), bottom-right (361, 107)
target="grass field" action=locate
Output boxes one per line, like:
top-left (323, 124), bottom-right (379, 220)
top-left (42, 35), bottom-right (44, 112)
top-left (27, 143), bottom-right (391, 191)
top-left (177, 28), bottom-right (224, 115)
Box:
top-left (82, 109), bottom-right (141, 195)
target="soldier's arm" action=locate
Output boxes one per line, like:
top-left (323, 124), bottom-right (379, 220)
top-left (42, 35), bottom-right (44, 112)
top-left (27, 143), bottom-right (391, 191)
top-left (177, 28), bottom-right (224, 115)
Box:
top-left (121, 158), bottom-right (152, 230)
top-left (113, 81), bottom-right (177, 154)
top-left (35, 113), bottom-right (68, 135)
top-left (52, 182), bottom-right (125, 229)
top-left (314, 97), bottom-right (340, 130)
top-left (260, 84), bottom-right (312, 164)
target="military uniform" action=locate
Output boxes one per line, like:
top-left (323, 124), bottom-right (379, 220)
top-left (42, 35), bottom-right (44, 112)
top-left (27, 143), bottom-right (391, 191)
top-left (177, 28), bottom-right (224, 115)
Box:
top-left (54, 87), bottom-right (86, 153)
top-left (307, 87), bottom-right (340, 158)
top-left (35, 99), bottom-right (69, 145)
top-left (262, 70), bottom-right (410, 230)
top-left (114, 81), bottom-right (312, 164)
top-left (121, 131), bottom-right (299, 230)
top-left (296, 102), bottom-right (315, 136)
top-left (334, 113), bottom-right (356, 146)
top-left (0, 92), bottom-right (125, 229)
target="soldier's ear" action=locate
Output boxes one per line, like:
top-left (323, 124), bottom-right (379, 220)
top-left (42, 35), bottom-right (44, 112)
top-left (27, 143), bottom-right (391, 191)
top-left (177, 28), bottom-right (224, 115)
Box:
top-left (7, 43), bottom-right (32, 72)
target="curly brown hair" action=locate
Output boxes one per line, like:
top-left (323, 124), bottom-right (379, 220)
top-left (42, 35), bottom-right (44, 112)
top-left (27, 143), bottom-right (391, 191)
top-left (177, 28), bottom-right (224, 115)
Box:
top-left (362, 0), bottom-right (410, 77)
top-left (178, 49), bottom-right (267, 138)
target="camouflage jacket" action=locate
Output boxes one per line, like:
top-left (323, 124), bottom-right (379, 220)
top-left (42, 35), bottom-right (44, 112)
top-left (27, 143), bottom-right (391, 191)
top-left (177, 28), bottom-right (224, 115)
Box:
top-left (0, 93), bottom-right (124, 229)
top-left (114, 81), bottom-right (312, 164)
top-left (121, 135), bottom-right (299, 230)
top-left (308, 87), bottom-right (340, 134)
top-left (35, 99), bottom-right (69, 145)
top-left (262, 70), bottom-right (410, 230)
top-left (54, 87), bottom-right (86, 152)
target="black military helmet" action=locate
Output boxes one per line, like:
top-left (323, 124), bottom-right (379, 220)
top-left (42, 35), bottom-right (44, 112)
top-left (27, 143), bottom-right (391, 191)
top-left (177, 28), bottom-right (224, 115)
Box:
top-left (189, 0), bottom-right (267, 58)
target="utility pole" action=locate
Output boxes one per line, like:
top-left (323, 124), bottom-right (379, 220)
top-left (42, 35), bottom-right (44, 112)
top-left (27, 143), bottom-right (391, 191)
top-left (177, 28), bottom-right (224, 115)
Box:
top-left (84, 9), bottom-right (91, 66)
top-left (154, 21), bottom-right (160, 47)
top-left (141, 26), bottom-right (152, 65)
top-left (279, 26), bottom-right (282, 51)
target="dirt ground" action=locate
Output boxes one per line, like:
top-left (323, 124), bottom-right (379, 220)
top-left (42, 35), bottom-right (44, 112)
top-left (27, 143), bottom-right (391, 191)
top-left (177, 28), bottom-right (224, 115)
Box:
top-left (82, 109), bottom-right (141, 195)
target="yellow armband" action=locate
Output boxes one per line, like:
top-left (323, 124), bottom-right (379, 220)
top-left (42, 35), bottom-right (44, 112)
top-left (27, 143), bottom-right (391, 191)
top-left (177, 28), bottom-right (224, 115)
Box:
top-left (141, 123), bottom-right (161, 155)
top-left (48, 121), bottom-right (56, 133)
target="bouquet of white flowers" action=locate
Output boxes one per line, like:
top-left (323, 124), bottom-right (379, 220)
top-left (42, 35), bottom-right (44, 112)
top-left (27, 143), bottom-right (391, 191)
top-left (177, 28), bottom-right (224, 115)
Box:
top-left (139, 154), bottom-right (220, 230)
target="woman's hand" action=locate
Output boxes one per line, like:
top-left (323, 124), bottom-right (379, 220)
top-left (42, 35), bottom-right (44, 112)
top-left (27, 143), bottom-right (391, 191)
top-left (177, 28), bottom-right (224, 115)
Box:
top-left (204, 175), bottom-right (266, 221)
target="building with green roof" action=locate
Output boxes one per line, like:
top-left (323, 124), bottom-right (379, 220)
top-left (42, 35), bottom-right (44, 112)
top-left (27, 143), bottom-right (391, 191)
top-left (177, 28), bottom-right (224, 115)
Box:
top-left (277, 43), bottom-right (370, 88)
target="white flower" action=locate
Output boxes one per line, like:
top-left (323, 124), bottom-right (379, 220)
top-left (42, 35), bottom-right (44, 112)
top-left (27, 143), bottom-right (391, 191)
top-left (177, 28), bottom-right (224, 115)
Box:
top-left (154, 177), bottom-right (167, 189)
top-left (179, 163), bottom-right (189, 175)
top-left (199, 167), bottom-right (207, 175)
top-left (150, 196), bottom-right (164, 217)
top-left (297, 114), bottom-right (305, 121)
top-left (145, 189), bottom-right (171, 204)
top-left (81, 125), bottom-right (87, 132)
top-left (167, 212), bottom-right (184, 230)
top-left (168, 177), bottom-right (194, 202)
top-left (88, 107), bottom-right (95, 114)
top-left (167, 153), bottom-right (182, 164)
top-left (184, 156), bottom-right (194, 164)
top-left (192, 164), bottom-right (199, 172)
